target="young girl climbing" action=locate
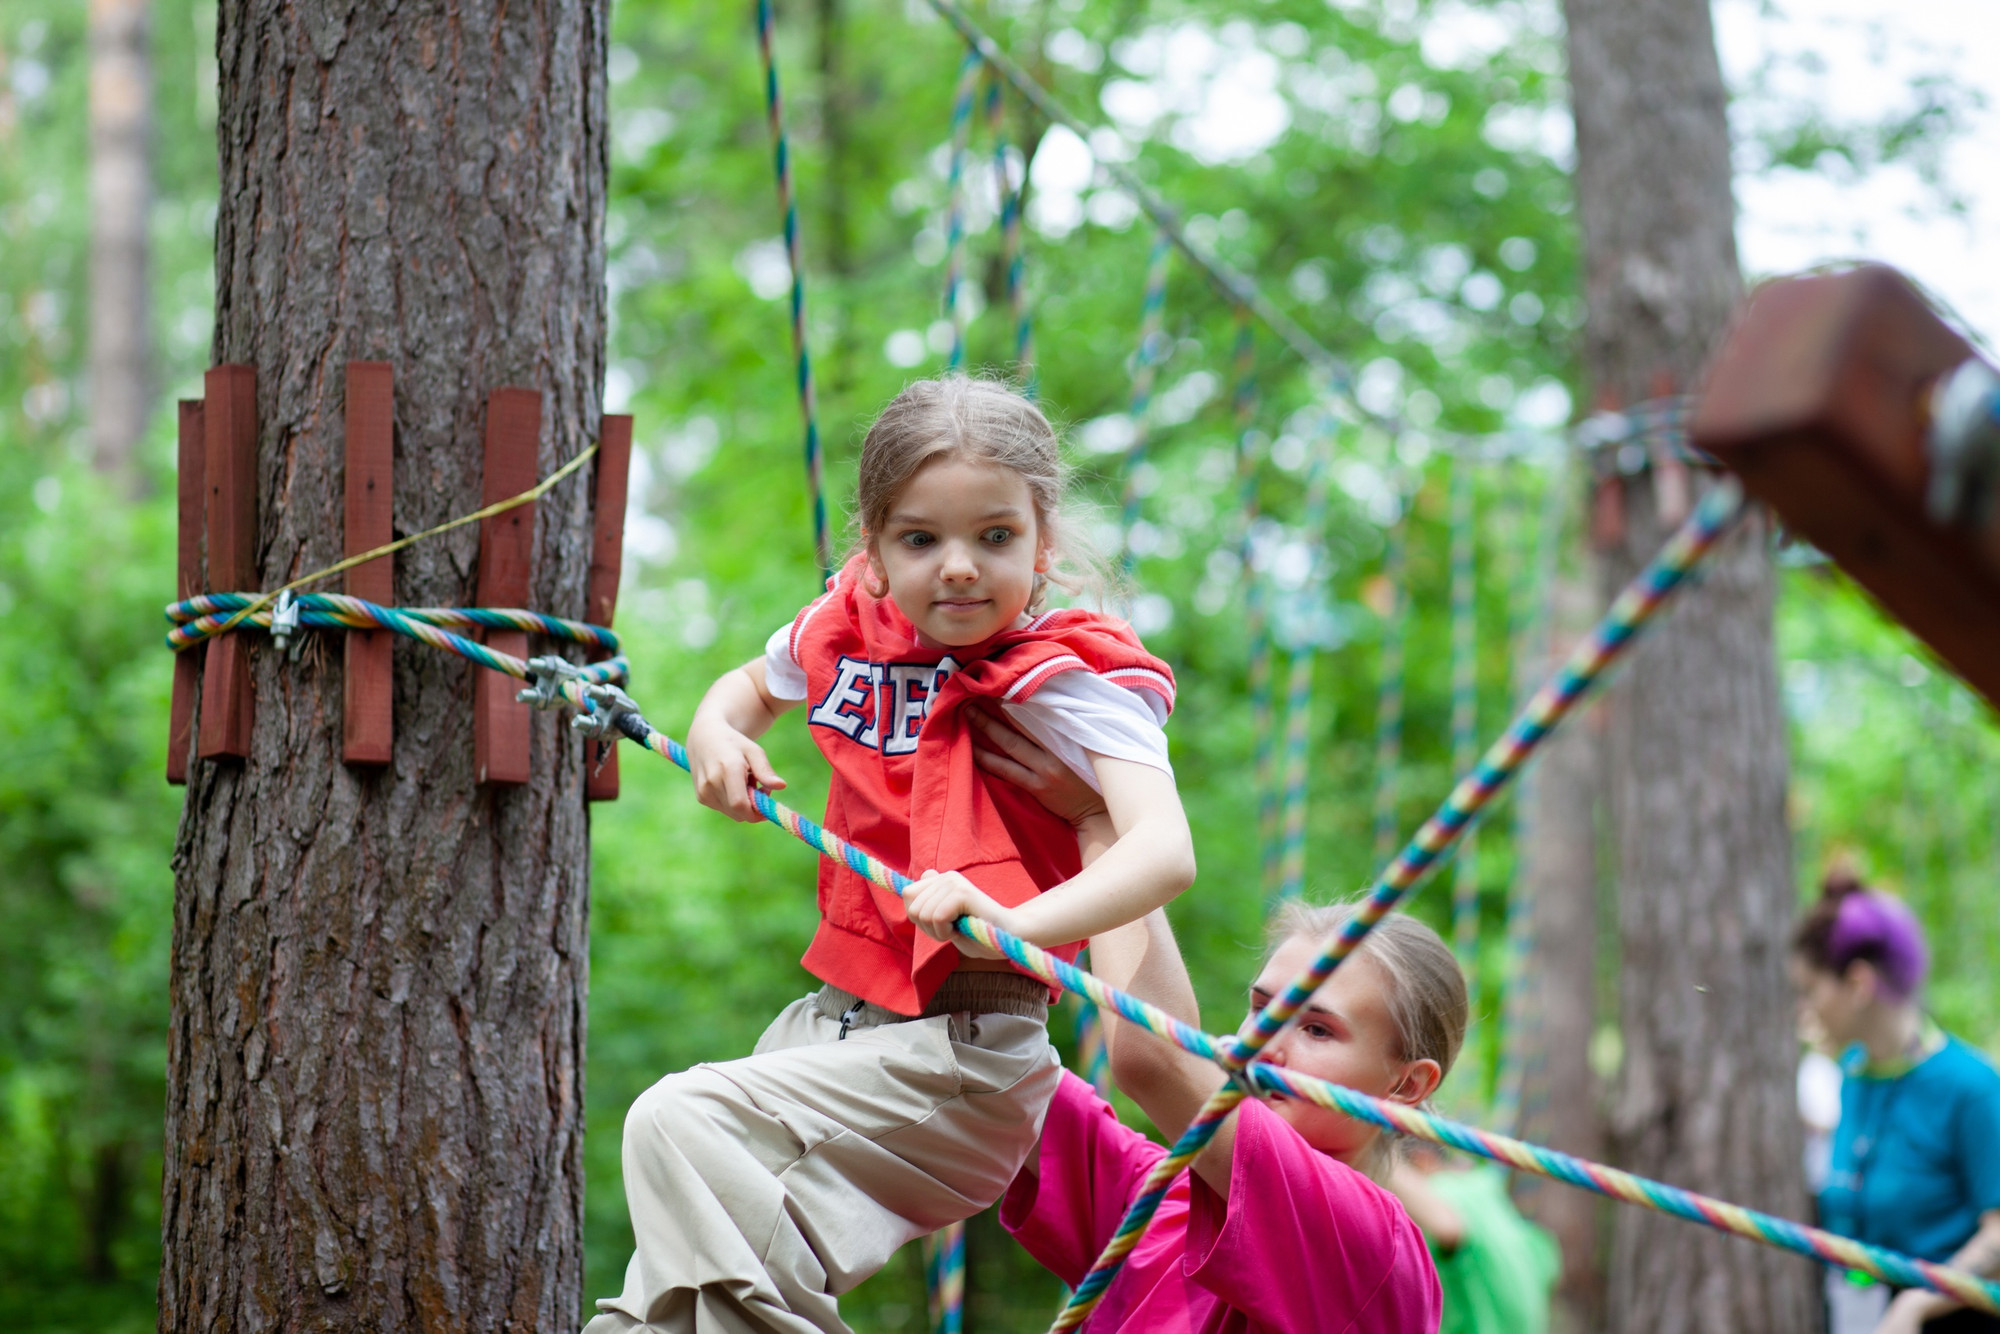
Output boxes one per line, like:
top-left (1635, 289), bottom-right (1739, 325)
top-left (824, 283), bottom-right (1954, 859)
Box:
top-left (584, 375), bottom-right (1197, 1334)
top-left (975, 715), bottom-right (1460, 1332)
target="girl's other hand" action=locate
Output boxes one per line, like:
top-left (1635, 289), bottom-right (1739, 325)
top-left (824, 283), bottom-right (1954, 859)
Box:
top-left (970, 706), bottom-right (1106, 827)
top-left (903, 869), bottom-right (1009, 959)
top-left (686, 716), bottom-right (786, 823)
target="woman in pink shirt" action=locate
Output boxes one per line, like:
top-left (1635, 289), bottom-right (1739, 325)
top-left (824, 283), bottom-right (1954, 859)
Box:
top-left (973, 701), bottom-right (1466, 1334)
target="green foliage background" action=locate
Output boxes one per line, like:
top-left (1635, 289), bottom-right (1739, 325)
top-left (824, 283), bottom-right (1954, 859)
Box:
top-left (0, 0), bottom-right (1992, 1329)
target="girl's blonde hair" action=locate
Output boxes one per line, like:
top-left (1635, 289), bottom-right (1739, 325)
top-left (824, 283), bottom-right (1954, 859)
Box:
top-left (1266, 899), bottom-right (1469, 1101)
top-left (853, 375), bottom-right (1109, 610)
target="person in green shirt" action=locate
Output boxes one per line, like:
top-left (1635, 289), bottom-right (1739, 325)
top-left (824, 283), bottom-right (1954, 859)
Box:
top-left (1389, 1141), bottom-right (1560, 1334)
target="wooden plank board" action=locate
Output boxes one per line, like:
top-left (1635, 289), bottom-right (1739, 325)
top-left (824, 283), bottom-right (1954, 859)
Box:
top-left (167, 399), bottom-right (206, 784)
top-left (198, 364), bottom-right (257, 761)
top-left (1693, 265), bottom-right (2000, 707)
top-left (586, 414), bottom-right (633, 801)
top-left (343, 362), bottom-right (396, 765)
top-left (474, 387), bottom-right (541, 786)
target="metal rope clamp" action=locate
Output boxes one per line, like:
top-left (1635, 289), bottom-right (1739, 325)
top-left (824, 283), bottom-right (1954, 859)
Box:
top-left (571, 682), bottom-right (643, 745)
top-left (270, 589), bottom-right (304, 661)
top-left (1927, 357), bottom-right (2000, 532)
top-left (517, 655), bottom-right (584, 711)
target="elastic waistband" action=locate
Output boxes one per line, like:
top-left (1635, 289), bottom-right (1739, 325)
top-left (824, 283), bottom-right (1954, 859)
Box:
top-left (813, 972), bottom-right (1050, 1025)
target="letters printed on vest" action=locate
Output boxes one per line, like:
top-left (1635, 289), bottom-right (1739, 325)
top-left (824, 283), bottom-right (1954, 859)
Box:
top-left (808, 654), bottom-right (962, 756)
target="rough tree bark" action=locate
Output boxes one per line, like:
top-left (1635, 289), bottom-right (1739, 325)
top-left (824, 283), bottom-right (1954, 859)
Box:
top-left (164, 1), bottom-right (607, 1327)
top-left (89, 0), bottom-right (153, 486)
top-left (1561, 1), bottom-right (1815, 1330)
top-left (1515, 569), bottom-right (1608, 1334)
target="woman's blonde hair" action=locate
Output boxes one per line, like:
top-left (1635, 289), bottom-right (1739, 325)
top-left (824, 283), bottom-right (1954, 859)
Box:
top-left (1266, 899), bottom-right (1470, 1099)
top-left (852, 375), bottom-right (1109, 610)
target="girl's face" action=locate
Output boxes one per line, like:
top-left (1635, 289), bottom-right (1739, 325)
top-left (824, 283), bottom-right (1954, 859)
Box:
top-left (1790, 954), bottom-right (1876, 1050)
top-left (1249, 936), bottom-right (1442, 1163)
top-left (868, 454), bottom-right (1051, 648)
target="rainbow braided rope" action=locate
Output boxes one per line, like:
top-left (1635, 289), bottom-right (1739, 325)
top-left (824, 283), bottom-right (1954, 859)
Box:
top-left (923, 1219), bottom-right (966, 1334)
top-left (984, 72), bottom-right (1033, 392)
top-left (1117, 230), bottom-right (1174, 570)
top-left (754, 0), bottom-right (832, 583)
top-left (1272, 401), bottom-right (1338, 903)
top-left (1228, 307), bottom-right (1280, 899)
top-left (1370, 493), bottom-right (1410, 867)
top-left (1047, 478), bottom-right (1749, 1331)
top-left (1241, 1059), bottom-right (2000, 1315)
top-left (165, 593), bottom-right (627, 685)
top-left (943, 47), bottom-right (983, 372)
top-left (1444, 456), bottom-right (1482, 1105)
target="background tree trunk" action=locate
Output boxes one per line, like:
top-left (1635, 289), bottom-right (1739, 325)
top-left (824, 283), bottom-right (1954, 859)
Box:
top-left (88, 0), bottom-right (153, 487)
top-left (164, 0), bottom-right (607, 1327)
top-left (1515, 568), bottom-right (1608, 1334)
top-left (1561, 1), bottom-right (1816, 1330)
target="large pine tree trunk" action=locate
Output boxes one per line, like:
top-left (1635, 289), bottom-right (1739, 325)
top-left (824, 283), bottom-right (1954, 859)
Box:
top-left (88, 0), bottom-right (153, 485)
top-left (1560, 2), bottom-right (1815, 1330)
top-left (164, 1), bottom-right (607, 1326)
top-left (1515, 569), bottom-right (1608, 1334)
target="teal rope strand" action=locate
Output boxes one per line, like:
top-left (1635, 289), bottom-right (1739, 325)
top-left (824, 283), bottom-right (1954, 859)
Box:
top-left (1371, 487), bottom-right (1410, 867)
top-left (755, 0), bottom-right (831, 583)
top-left (943, 47), bottom-right (983, 372)
top-left (984, 71), bottom-right (1034, 393)
top-left (1118, 230), bottom-right (1173, 572)
top-left (1446, 456), bottom-right (1482, 1102)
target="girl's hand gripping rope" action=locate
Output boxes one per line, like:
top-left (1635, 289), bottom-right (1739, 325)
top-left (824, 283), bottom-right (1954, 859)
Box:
top-left (904, 870), bottom-right (1015, 960)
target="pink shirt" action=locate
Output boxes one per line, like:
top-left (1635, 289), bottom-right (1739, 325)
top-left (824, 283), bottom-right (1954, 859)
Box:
top-left (1001, 1073), bottom-right (1441, 1334)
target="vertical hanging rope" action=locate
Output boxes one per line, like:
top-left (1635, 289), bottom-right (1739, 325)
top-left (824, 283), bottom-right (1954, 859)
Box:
top-left (943, 47), bottom-right (983, 372)
top-left (984, 72), bottom-right (1034, 393)
top-left (1275, 404), bottom-right (1339, 901)
top-left (1118, 230), bottom-right (1174, 572)
top-left (754, 0), bottom-right (832, 584)
top-left (1074, 991), bottom-right (1111, 1097)
top-left (1276, 651), bottom-right (1314, 898)
top-left (1446, 452), bottom-right (1481, 1095)
top-left (1491, 450), bottom-right (1568, 1136)
top-left (1371, 483), bottom-right (1410, 867)
top-left (1231, 308), bottom-right (1280, 898)
top-left (923, 1221), bottom-right (966, 1334)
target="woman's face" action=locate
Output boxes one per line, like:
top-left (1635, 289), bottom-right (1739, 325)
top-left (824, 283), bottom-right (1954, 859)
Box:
top-left (867, 455), bottom-right (1050, 648)
top-left (1248, 936), bottom-right (1441, 1162)
top-left (1790, 954), bottom-right (1874, 1050)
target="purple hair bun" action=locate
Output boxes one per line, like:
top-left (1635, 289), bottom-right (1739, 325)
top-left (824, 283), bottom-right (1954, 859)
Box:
top-left (1829, 890), bottom-right (1929, 998)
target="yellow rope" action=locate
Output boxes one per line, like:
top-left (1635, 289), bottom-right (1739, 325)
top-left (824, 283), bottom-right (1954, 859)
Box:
top-left (198, 441), bottom-right (601, 643)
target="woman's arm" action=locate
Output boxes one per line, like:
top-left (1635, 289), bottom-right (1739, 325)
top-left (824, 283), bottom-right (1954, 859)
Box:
top-left (903, 755), bottom-right (1196, 949)
top-left (1876, 1209), bottom-right (2000, 1333)
top-left (685, 657), bottom-right (802, 823)
top-left (1088, 911), bottom-right (1244, 1194)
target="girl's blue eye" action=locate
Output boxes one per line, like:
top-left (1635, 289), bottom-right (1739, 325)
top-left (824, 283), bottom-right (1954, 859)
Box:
top-left (983, 527), bottom-right (1013, 545)
top-left (901, 531), bottom-right (935, 548)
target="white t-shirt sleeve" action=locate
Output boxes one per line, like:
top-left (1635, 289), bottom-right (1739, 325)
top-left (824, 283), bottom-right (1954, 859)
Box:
top-left (762, 623), bottom-right (810, 701)
top-left (1000, 670), bottom-right (1172, 793)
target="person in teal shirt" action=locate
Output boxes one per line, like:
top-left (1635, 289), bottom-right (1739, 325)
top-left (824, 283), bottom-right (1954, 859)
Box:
top-left (1389, 1143), bottom-right (1559, 1334)
top-left (1793, 869), bottom-right (2000, 1334)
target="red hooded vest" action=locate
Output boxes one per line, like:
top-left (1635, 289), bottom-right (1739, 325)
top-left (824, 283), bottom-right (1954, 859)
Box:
top-left (789, 555), bottom-right (1176, 1015)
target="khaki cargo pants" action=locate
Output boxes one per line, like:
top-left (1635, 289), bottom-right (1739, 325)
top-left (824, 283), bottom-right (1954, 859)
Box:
top-left (583, 974), bottom-right (1059, 1334)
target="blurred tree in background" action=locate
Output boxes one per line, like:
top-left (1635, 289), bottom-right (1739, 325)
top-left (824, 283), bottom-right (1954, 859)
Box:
top-left (0, 0), bottom-right (1992, 1329)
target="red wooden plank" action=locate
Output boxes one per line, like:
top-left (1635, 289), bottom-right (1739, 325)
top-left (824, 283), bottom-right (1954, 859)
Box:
top-left (167, 399), bottom-right (206, 784)
top-left (1693, 265), bottom-right (2000, 707)
top-left (343, 362), bottom-right (396, 765)
top-left (586, 414), bottom-right (633, 802)
top-left (198, 364), bottom-right (257, 761)
top-left (474, 387), bottom-right (541, 786)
